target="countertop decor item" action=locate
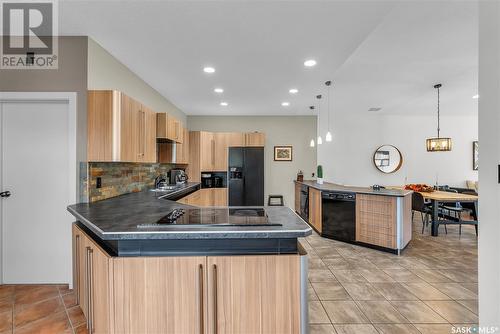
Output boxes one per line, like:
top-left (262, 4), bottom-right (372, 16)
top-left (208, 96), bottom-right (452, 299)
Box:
top-left (404, 183), bottom-right (435, 192)
top-left (317, 165), bottom-right (323, 184)
top-left (426, 83), bottom-right (452, 151)
top-left (373, 145), bottom-right (403, 173)
top-left (274, 145), bottom-right (293, 161)
top-left (297, 170), bottom-right (304, 182)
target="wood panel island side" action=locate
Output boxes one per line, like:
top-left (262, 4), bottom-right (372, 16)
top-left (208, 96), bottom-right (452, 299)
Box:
top-left (295, 180), bottom-right (413, 254)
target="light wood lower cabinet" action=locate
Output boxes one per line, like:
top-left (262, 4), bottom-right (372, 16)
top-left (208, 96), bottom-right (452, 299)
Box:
top-left (181, 188), bottom-right (227, 207)
top-left (308, 188), bottom-right (322, 233)
top-left (73, 225), bottom-right (112, 334)
top-left (73, 225), bottom-right (301, 334)
top-left (207, 255), bottom-right (301, 334)
top-left (113, 257), bottom-right (206, 334)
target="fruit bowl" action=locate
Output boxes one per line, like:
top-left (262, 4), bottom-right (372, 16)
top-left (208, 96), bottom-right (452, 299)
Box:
top-left (404, 184), bottom-right (434, 192)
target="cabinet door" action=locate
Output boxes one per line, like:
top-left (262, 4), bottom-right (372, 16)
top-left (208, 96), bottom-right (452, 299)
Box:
top-left (120, 94), bottom-right (141, 162)
top-left (142, 106), bottom-right (157, 163)
top-left (87, 90), bottom-right (114, 161)
top-left (177, 190), bottom-right (201, 206)
top-left (245, 132), bottom-right (265, 147)
top-left (200, 132), bottom-right (215, 171)
top-left (176, 127), bottom-right (190, 164)
top-left (198, 188), bottom-right (214, 207)
top-left (213, 133), bottom-right (228, 172)
top-left (309, 188), bottom-right (322, 233)
top-left (89, 240), bottom-right (112, 334)
top-left (227, 132), bottom-right (245, 147)
top-left (113, 257), bottom-right (207, 334)
top-left (207, 255), bottom-right (301, 334)
top-left (167, 115), bottom-right (183, 143)
top-left (212, 188), bottom-right (227, 206)
top-left (72, 225), bottom-right (88, 319)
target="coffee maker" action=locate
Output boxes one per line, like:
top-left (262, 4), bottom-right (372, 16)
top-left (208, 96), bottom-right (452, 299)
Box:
top-left (169, 169), bottom-right (188, 185)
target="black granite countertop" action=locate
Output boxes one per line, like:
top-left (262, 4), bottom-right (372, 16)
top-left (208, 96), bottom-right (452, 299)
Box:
top-left (67, 185), bottom-right (312, 241)
top-left (295, 180), bottom-right (412, 197)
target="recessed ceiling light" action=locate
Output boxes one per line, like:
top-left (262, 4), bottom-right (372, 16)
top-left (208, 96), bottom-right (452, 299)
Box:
top-left (304, 59), bottom-right (317, 67)
top-left (214, 88), bottom-right (224, 93)
top-left (281, 102), bottom-right (290, 107)
top-left (289, 88), bottom-right (298, 94)
top-left (203, 67), bottom-right (215, 73)
top-left (472, 94), bottom-right (479, 99)
top-left (220, 102), bottom-right (228, 106)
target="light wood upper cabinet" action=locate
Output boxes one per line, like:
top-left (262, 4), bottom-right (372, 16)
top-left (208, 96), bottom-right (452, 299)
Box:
top-left (87, 90), bottom-right (157, 163)
top-left (200, 131), bottom-right (215, 172)
top-left (309, 188), bottom-right (322, 234)
top-left (176, 127), bottom-right (190, 164)
top-left (245, 132), bottom-right (266, 147)
top-left (207, 255), bottom-right (301, 334)
top-left (157, 113), bottom-right (183, 143)
top-left (113, 257), bottom-right (207, 334)
top-left (141, 105), bottom-right (157, 163)
top-left (213, 133), bottom-right (229, 172)
top-left (227, 132), bottom-right (245, 147)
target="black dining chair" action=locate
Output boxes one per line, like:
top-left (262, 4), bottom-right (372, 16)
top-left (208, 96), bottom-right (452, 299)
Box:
top-left (458, 189), bottom-right (479, 236)
top-left (412, 192), bottom-right (432, 234)
top-left (439, 189), bottom-right (465, 235)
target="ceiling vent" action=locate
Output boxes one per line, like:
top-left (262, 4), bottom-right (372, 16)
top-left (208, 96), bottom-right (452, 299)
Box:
top-left (368, 107), bottom-right (382, 112)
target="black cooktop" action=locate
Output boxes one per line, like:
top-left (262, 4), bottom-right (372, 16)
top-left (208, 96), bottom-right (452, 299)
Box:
top-left (138, 208), bottom-right (282, 228)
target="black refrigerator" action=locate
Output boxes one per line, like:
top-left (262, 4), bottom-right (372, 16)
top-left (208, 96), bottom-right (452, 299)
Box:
top-left (228, 147), bottom-right (264, 206)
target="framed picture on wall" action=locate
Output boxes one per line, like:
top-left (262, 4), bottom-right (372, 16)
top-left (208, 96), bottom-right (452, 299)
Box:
top-left (274, 146), bottom-right (293, 161)
top-left (473, 141), bottom-right (479, 170)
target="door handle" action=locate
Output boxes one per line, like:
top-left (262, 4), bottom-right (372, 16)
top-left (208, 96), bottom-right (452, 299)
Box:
top-left (85, 247), bottom-right (91, 330)
top-left (0, 191), bottom-right (11, 198)
top-left (213, 264), bottom-right (218, 334)
top-left (75, 235), bottom-right (80, 305)
top-left (199, 264), bottom-right (204, 334)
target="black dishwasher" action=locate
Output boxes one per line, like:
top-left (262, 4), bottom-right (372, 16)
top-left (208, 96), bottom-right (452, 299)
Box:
top-left (321, 191), bottom-right (356, 243)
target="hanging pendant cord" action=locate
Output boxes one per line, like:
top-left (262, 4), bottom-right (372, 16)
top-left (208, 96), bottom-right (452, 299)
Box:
top-left (437, 86), bottom-right (440, 138)
top-left (327, 85), bottom-right (331, 130)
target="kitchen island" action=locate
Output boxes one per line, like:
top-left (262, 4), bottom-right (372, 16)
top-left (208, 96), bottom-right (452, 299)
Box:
top-left (67, 189), bottom-right (311, 334)
top-left (295, 180), bottom-right (413, 254)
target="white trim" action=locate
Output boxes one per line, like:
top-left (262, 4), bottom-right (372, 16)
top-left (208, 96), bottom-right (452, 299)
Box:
top-left (0, 92), bottom-right (77, 287)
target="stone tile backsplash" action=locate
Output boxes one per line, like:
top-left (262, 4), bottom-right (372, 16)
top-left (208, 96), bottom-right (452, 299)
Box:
top-left (80, 162), bottom-right (173, 202)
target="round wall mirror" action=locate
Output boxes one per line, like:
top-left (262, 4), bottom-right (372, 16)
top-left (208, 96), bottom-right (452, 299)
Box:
top-left (373, 145), bottom-right (403, 174)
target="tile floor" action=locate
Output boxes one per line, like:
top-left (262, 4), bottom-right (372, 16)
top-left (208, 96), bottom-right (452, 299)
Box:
top-left (0, 218), bottom-right (477, 334)
top-left (302, 218), bottom-right (478, 334)
top-left (0, 284), bottom-right (87, 334)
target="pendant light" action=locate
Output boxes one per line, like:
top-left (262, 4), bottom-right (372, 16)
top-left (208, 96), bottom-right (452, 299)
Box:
top-left (325, 80), bottom-right (333, 142)
top-left (426, 84), bottom-right (452, 152)
top-left (309, 106), bottom-right (316, 147)
top-left (316, 95), bottom-right (323, 145)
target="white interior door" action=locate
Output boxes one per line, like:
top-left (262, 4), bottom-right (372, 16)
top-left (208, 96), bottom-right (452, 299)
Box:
top-left (1, 99), bottom-right (73, 284)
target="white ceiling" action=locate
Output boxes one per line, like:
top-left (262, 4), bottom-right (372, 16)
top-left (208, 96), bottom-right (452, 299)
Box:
top-left (59, 1), bottom-right (478, 116)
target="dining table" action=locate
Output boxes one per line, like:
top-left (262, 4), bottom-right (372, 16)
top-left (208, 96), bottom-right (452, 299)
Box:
top-left (389, 187), bottom-right (479, 236)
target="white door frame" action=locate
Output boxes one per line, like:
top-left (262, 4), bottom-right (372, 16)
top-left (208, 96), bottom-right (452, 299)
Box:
top-left (0, 92), bottom-right (77, 285)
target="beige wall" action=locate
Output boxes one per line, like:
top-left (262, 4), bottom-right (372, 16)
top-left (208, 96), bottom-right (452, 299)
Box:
top-left (187, 116), bottom-right (317, 208)
top-left (0, 36), bottom-right (88, 163)
top-left (87, 38), bottom-right (186, 123)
